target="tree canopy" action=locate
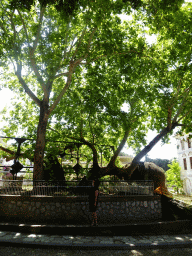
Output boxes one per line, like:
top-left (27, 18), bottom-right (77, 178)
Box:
top-left (0, 0), bottom-right (190, 183)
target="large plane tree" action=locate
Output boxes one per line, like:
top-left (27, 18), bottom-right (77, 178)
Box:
top-left (0, 0), bottom-right (186, 181)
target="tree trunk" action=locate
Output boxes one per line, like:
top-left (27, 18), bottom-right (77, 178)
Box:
top-left (126, 124), bottom-right (177, 178)
top-left (107, 129), bottom-right (130, 169)
top-left (98, 166), bottom-right (127, 179)
top-left (33, 100), bottom-right (49, 181)
top-left (79, 138), bottom-right (101, 179)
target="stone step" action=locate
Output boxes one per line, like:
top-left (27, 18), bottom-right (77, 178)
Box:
top-left (0, 220), bottom-right (192, 236)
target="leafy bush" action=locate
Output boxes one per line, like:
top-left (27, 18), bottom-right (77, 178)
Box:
top-left (166, 160), bottom-right (183, 194)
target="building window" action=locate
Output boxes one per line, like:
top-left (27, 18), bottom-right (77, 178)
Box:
top-left (183, 158), bottom-right (187, 170)
top-left (181, 140), bottom-right (185, 150)
top-left (188, 139), bottom-right (192, 148)
top-left (190, 157), bottom-right (192, 169)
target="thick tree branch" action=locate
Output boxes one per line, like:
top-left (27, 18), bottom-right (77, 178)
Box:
top-left (9, 14), bottom-right (19, 58)
top-left (47, 127), bottom-right (61, 135)
top-left (133, 128), bottom-right (170, 163)
top-left (78, 117), bottom-right (99, 171)
top-left (29, 47), bottom-right (48, 96)
top-left (55, 27), bottom-right (91, 76)
top-left (98, 166), bottom-right (127, 180)
top-left (176, 123), bottom-right (192, 127)
top-left (73, 57), bottom-right (84, 65)
top-left (63, 17), bottom-right (72, 59)
top-left (71, 26), bottom-right (87, 59)
top-left (80, 62), bottom-right (88, 65)
top-left (67, 33), bottom-right (80, 59)
top-left (53, 20), bottom-right (72, 75)
top-left (49, 61), bottom-right (76, 113)
top-left (15, 69), bottom-right (41, 106)
top-left (47, 125), bottom-right (99, 168)
top-left (17, 9), bottom-right (30, 46)
top-left (0, 146), bottom-right (15, 156)
top-left (167, 105), bottom-right (173, 130)
top-left (84, 27), bottom-right (97, 58)
top-left (172, 87), bottom-right (190, 123)
top-left (31, 6), bottom-right (46, 54)
top-left (107, 128), bottom-right (131, 168)
top-left (0, 145), bottom-right (33, 162)
top-left (79, 137), bottom-right (99, 167)
top-left (10, 13), bottom-right (16, 41)
top-left (26, 7), bottom-right (48, 97)
top-left (177, 107), bottom-right (192, 123)
top-left (126, 122), bottom-right (178, 178)
top-left (55, 72), bottom-right (69, 79)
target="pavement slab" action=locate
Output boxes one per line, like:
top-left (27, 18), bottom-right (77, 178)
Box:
top-left (2, 230), bottom-right (192, 247)
top-left (0, 224), bottom-right (192, 249)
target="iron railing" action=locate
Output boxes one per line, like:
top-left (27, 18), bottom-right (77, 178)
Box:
top-left (99, 180), bottom-right (154, 196)
top-left (0, 179), bottom-right (154, 196)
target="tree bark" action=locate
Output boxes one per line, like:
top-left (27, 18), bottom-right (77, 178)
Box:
top-left (98, 166), bottom-right (127, 179)
top-left (107, 129), bottom-right (130, 169)
top-left (33, 99), bottom-right (49, 181)
top-left (79, 137), bottom-right (101, 178)
top-left (126, 124), bottom-right (178, 178)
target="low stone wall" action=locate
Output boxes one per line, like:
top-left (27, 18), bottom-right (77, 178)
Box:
top-left (0, 195), bottom-right (162, 224)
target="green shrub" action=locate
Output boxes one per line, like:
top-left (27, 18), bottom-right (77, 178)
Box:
top-left (166, 160), bottom-right (183, 194)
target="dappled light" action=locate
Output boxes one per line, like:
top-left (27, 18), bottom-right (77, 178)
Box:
top-left (1, 1), bottom-right (192, 255)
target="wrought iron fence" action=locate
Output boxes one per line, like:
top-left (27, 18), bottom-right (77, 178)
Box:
top-left (99, 180), bottom-right (154, 196)
top-left (0, 179), bottom-right (154, 196)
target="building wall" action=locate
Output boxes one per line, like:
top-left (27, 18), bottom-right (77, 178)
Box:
top-left (0, 195), bottom-right (162, 224)
top-left (176, 133), bottom-right (192, 194)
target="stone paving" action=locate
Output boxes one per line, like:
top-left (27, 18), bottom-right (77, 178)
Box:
top-left (1, 230), bottom-right (192, 249)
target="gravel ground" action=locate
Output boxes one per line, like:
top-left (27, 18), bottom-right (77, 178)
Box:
top-left (1, 247), bottom-right (192, 256)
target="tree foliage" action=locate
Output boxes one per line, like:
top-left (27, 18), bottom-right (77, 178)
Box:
top-left (166, 160), bottom-right (183, 194)
top-left (0, 0), bottom-right (189, 183)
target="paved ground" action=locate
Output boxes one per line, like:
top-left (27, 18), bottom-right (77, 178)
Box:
top-left (1, 246), bottom-right (192, 256)
top-left (1, 220), bottom-right (192, 255)
top-left (1, 230), bottom-right (192, 250)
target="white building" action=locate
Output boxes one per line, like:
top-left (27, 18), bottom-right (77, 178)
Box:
top-left (176, 133), bottom-right (192, 195)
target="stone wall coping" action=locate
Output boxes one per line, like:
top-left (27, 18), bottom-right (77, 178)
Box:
top-left (0, 195), bottom-right (160, 203)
